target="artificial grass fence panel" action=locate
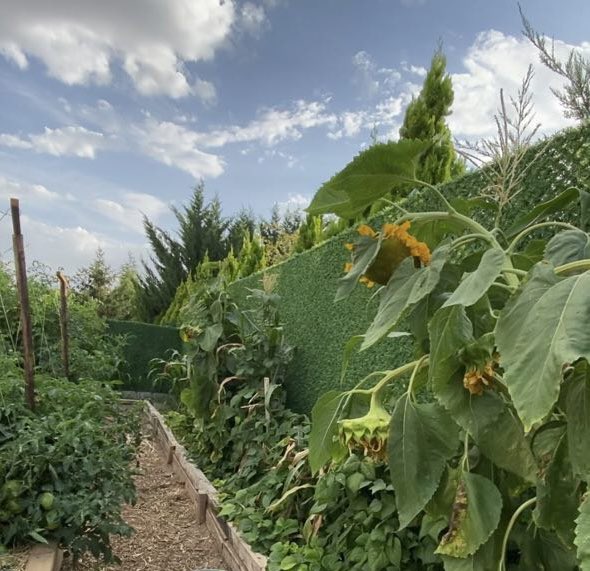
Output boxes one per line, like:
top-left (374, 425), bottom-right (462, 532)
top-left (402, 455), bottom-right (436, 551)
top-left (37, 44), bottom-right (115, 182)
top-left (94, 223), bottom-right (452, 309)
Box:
top-left (108, 319), bottom-right (183, 392)
top-left (230, 123), bottom-right (590, 414)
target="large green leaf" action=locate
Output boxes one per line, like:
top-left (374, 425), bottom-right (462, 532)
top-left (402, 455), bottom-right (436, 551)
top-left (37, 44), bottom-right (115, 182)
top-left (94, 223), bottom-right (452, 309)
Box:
top-left (534, 432), bottom-right (579, 545)
top-left (519, 528), bottom-right (578, 571)
top-left (435, 472), bottom-right (502, 558)
top-left (496, 263), bottom-right (590, 431)
top-left (429, 307), bottom-right (537, 482)
top-left (576, 493), bottom-right (590, 570)
top-left (199, 323), bottom-right (223, 352)
top-left (335, 235), bottom-right (381, 301)
top-left (562, 360), bottom-right (590, 478)
top-left (505, 187), bottom-right (581, 239)
top-left (388, 395), bottom-right (460, 529)
top-left (361, 245), bottom-right (449, 349)
top-left (545, 229), bottom-right (590, 266)
top-left (308, 390), bottom-right (348, 474)
top-left (442, 248), bottom-right (505, 308)
top-left (307, 139), bottom-right (430, 217)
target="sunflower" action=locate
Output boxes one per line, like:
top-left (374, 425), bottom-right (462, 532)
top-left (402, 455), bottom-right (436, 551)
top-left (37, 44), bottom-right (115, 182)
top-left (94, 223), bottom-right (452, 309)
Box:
top-left (343, 221), bottom-right (431, 287)
top-left (463, 361), bottom-right (495, 396)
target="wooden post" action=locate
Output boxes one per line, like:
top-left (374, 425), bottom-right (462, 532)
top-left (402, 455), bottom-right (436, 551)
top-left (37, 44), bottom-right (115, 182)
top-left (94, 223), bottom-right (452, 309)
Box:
top-left (56, 271), bottom-right (70, 379)
top-left (10, 198), bottom-right (35, 410)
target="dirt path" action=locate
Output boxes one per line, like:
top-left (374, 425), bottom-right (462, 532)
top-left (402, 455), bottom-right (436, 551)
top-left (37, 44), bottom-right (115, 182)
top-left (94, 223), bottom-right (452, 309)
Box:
top-left (65, 438), bottom-right (225, 571)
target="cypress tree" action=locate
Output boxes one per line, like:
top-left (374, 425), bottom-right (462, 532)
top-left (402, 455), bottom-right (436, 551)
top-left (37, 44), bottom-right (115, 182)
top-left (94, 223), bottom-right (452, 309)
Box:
top-left (399, 48), bottom-right (464, 184)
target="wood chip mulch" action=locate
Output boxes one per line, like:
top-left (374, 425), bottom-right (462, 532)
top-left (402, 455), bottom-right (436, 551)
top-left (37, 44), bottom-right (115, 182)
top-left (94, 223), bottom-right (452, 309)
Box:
top-left (0, 546), bottom-right (29, 571)
top-left (65, 437), bottom-right (225, 571)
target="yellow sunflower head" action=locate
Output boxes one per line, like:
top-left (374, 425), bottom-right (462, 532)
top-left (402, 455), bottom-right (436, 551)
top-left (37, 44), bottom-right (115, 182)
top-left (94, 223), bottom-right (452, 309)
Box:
top-left (343, 221), bottom-right (432, 287)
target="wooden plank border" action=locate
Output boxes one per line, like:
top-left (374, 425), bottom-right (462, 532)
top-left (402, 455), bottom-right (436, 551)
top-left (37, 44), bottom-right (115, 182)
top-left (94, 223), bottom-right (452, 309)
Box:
top-left (129, 400), bottom-right (268, 571)
top-left (25, 543), bottom-right (62, 571)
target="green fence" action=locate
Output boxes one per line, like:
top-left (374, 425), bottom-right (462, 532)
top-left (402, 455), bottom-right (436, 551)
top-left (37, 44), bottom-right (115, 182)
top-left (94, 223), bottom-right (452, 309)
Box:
top-left (108, 320), bottom-right (183, 392)
top-left (230, 124), bottom-right (590, 413)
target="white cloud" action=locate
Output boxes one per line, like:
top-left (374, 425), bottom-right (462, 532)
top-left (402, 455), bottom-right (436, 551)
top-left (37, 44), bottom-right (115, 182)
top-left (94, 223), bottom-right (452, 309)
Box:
top-left (0, 126), bottom-right (109, 158)
top-left (0, 176), bottom-right (60, 201)
top-left (94, 191), bottom-right (168, 233)
top-left (0, 214), bottom-right (148, 273)
top-left (135, 119), bottom-right (225, 178)
top-left (277, 193), bottom-right (310, 215)
top-left (352, 50), bottom-right (402, 98)
top-left (193, 78), bottom-right (217, 106)
top-left (0, 0), bottom-right (235, 100)
top-left (449, 30), bottom-right (590, 138)
top-left (240, 2), bottom-right (268, 36)
top-left (198, 99), bottom-right (337, 147)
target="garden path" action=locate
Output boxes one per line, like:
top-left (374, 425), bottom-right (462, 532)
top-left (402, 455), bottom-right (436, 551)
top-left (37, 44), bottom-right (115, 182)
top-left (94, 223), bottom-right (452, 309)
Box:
top-left (64, 438), bottom-right (225, 571)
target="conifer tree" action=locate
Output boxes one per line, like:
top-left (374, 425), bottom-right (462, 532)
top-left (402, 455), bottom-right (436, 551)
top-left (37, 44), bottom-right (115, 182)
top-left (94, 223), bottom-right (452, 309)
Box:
top-left (137, 184), bottom-right (230, 322)
top-left (399, 48), bottom-right (464, 184)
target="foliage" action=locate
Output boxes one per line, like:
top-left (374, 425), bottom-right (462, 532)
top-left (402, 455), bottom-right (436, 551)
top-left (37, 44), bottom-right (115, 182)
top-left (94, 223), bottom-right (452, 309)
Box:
top-left (521, 6), bottom-right (590, 121)
top-left (306, 134), bottom-right (590, 568)
top-left (229, 122), bottom-right (590, 414)
top-left (72, 247), bottom-right (114, 308)
top-left (295, 214), bottom-right (324, 253)
top-left (399, 47), bottom-right (465, 184)
top-left (0, 264), bottom-right (125, 382)
top-left (73, 252), bottom-right (140, 321)
top-left (137, 184), bottom-right (230, 321)
top-left (0, 376), bottom-right (139, 562)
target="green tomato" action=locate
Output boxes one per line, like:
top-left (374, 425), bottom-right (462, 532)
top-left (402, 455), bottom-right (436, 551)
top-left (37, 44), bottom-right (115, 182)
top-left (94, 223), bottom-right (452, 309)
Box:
top-left (0, 510), bottom-right (11, 522)
top-left (2, 480), bottom-right (22, 498)
top-left (39, 492), bottom-right (55, 511)
top-left (44, 510), bottom-right (60, 531)
top-left (6, 499), bottom-right (23, 514)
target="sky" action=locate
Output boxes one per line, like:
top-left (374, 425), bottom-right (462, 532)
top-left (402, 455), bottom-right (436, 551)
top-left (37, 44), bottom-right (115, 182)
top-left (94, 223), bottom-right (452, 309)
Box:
top-left (0, 0), bottom-right (589, 273)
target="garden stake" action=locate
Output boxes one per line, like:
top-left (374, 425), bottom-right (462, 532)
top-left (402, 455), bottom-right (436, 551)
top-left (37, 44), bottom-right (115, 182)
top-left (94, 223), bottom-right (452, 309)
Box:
top-left (10, 197), bottom-right (35, 411)
top-left (56, 271), bottom-right (70, 379)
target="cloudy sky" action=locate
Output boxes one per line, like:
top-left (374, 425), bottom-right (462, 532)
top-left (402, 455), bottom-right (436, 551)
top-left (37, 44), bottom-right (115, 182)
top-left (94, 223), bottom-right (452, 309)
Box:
top-left (0, 0), bottom-right (588, 273)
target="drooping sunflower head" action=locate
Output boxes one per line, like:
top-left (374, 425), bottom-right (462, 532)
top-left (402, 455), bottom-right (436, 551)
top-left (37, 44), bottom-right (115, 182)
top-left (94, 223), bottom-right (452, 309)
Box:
top-left (344, 221), bottom-right (431, 287)
top-left (338, 400), bottom-right (391, 461)
top-left (463, 360), bottom-right (496, 396)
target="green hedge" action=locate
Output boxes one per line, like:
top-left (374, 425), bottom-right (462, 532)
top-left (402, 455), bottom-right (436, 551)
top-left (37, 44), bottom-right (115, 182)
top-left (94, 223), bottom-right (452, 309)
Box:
top-left (230, 124), bottom-right (590, 413)
top-left (108, 320), bottom-right (183, 392)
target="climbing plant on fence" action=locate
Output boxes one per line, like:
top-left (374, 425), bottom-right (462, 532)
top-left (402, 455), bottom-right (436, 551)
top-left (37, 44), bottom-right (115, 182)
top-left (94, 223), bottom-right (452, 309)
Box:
top-left (229, 123), bottom-right (590, 414)
top-left (305, 135), bottom-right (590, 568)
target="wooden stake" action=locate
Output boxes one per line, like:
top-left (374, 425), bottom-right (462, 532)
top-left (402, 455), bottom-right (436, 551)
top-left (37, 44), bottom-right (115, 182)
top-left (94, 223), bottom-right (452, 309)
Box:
top-left (10, 198), bottom-right (35, 410)
top-left (56, 271), bottom-right (70, 379)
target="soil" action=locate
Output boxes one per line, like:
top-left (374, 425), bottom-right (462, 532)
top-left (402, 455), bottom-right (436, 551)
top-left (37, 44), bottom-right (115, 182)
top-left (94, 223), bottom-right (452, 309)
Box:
top-left (64, 438), bottom-right (225, 571)
top-left (0, 547), bottom-right (28, 571)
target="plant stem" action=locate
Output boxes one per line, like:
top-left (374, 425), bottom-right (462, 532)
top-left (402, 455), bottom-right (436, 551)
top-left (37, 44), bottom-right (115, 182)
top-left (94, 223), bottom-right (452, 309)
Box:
top-left (406, 355), bottom-right (429, 402)
top-left (348, 358), bottom-right (428, 397)
top-left (555, 259), bottom-right (590, 274)
top-left (507, 221), bottom-right (578, 254)
top-left (501, 267), bottom-right (528, 277)
top-left (450, 233), bottom-right (495, 250)
top-left (498, 497), bottom-right (537, 571)
top-left (413, 179), bottom-right (458, 214)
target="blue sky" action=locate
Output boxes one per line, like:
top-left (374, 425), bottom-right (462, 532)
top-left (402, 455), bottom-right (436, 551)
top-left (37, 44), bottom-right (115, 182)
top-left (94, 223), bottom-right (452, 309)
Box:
top-left (0, 0), bottom-right (588, 272)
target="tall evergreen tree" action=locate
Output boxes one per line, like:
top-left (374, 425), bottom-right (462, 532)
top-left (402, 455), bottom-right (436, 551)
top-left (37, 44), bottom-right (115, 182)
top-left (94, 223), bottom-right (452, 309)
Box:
top-left (399, 48), bottom-right (464, 184)
top-left (137, 184), bottom-right (230, 322)
top-left (73, 248), bottom-right (114, 307)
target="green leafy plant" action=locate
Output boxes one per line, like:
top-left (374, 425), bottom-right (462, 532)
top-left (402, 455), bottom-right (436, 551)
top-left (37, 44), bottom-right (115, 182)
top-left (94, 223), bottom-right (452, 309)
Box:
top-left (0, 376), bottom-right (140, 562)
top-left (307, 137), bottom-right (590, 569)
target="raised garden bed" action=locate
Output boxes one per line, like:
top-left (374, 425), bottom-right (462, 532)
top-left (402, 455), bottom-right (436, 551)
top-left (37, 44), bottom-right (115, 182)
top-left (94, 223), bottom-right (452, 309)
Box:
top-left (123, 400), bottom-right (267, 571)
top-left (1, 543), bottom-right (62, 571)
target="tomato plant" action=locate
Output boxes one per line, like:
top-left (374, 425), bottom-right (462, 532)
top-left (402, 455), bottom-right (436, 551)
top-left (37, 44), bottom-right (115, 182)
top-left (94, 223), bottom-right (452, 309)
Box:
top-left (0, 376), bottom-right (140, 563)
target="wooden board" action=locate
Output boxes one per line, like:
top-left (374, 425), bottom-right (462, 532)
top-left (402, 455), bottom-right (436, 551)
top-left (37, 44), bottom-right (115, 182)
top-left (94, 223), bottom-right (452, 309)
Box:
top-left (140, 401), bottom-right (268, 571)
top-left (25, 544), bottom-right (62, 571)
